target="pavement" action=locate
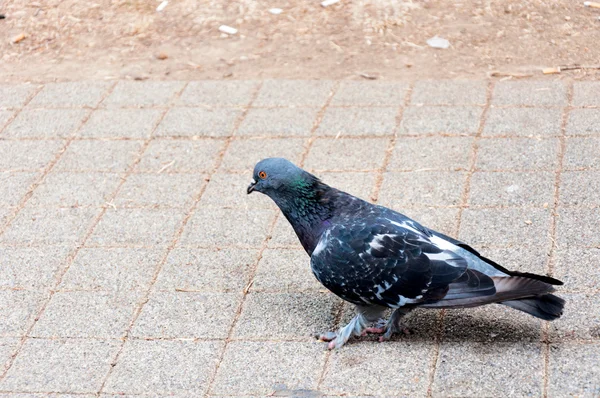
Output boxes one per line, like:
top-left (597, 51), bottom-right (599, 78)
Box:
top-left (0, 79), bottom-right (598, 397)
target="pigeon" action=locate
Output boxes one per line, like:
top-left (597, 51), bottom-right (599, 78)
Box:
top-left (247, 158), bottom-right (565, 349)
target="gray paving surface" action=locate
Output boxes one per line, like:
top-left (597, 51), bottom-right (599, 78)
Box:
top-left (0, 79), bottom-right (598, 397)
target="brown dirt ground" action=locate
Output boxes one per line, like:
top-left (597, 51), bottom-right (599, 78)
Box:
top-left (1, 0), bottom-right (599, 83)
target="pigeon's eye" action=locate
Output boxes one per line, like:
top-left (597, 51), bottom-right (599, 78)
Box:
top-left (258, 171), bottom-right (267, 179)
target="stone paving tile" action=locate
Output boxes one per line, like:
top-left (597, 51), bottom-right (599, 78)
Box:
top-left (0, 172), bottom-right (39, 207)
top-left (0, 84), bottom-right (38, 109)
top-left (305, 137), bottom-right (388, 171)
top-left (0, 207), bottom-right (13, 227)
top-left (548, 343), bottom-right (600, 398)
top-left (379, 171), bottom-right (466, 208)
top-left (60, 247), bottom-right (163, 291)
top-left (556, 207), bottom-right (600, 248)
top-left (563, 136), bottom-right (600, 170)
top-left (155, 107), bottom-right (241, 137)
top-left (317, 172), bottom-right (376, 200)
top-left (332, 81), bottom-right (408, 106)
top-left (0, 110), bottom-right (14, 131)
top-left (0, 290), bottom-right (46, 337)
top-left (492, 80), bottom-right (567, 106)
top-left (0, 246), bottom-right (71, 289)
top-left (399, 207), bottom-right (459, 236)
top-left (0, 338), bottom-right (120, 393)
top-left (137, 138), bottom-right (224, 173)
top-left (0, 394), bottom-right (95, 398)
top-left (268, 216), bottom-right (303, 249)
top-left (3, 108), bottom-right (88, 138)
top-left (104, 340), bottom-right (223, 395)
top-left (459, 207), bottom-right (552, 247)
top-left (549, 293), bottom-right (600, 342)
top-left (220, 137), bottom-right (306, 172)
top-left (55, 140), bottom-right (144, 172)
top-left (29, 81), bottom-right (112, 108)
top-left (234, 292), bottom-right (338, 338)
top-left (31, 291), bottom-right (142, 338)
top-left (433, 342), bottom-right (542, 397)
top-left (321, 341), bottom-right (432, 397)
top-left (211, 341), bottom-right (326, 396)
top-left (202, 172), bottom-right (273, 209)
top-left (114, 173), bottom-right (207, 208)
top-left (251, 248), bottom-right (318, 292)
top-left (155, 248), bottom-right (257, 292)
top-left (400, 106), bottom-right (482, 135)
top-left (88, 208), bottom-right (185, 246)
top-left (178, 80), bottom-right (258, 107)
top-left (0, 140), bottom-right (64, 172)
top-left (316, 107), bottom-right (398, 136)
top-left (554, 248), bottom-right (600, 293)
top-left (389, 136), bottom-right (474, 171)
top-left (29, 171), bottom-right (122, 207)
top-left (477, 246), bottom-right (549, 275)
top-left (1, 207), bottom-right (99, 245)
top-left (179, 207), bottom-right (274, 247)
top-left (484, 107), bottom-right (561, 136)
top-left (572, 81), bottom-right (600, 107)
top-left (254, 80), bottom-right (334, 107)
top-left (566, 108), bottom-right (600, 135)
top-left (411, 80), bottom-right (487, 105)
top-left (560, 171), bottom-right (600, 206)
top-left (0, 338), bottom-right (20, 369)
top-left (469, 171), bottom-right (555, 207)
top-left (103, 80), bottom-right (185, 107)
top-left (237, 107), bottom-right (318, 136)
top-left (132, 291), bottom-right (240, 339)
top-left (476, 137), bottom-right (559, 171)
top-left (79, 109), bottom-right (163, 139)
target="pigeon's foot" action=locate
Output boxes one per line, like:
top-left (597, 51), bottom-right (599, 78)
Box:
top-left (317, 313), bottom-right (369, 350)
top-left (315, 331), bottom-right (337, 342)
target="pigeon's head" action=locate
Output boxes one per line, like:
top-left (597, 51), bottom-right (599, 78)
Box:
top-left (247, 157), bottom-right (308, 196)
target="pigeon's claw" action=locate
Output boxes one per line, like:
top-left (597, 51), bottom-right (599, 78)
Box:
top-left (315, 331), bottom-right (337, 342)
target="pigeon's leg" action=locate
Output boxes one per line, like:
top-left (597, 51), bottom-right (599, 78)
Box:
top-left (317, 305), bottom-right (386, 349)
top-left (379, 307), bottom-right (413, 342)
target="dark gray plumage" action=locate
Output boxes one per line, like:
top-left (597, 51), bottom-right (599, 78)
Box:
top-left (247, 158), bottom-right (565, 349)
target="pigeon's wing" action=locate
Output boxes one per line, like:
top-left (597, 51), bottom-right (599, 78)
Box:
top-left (310, 217), bottom-right (496, 308)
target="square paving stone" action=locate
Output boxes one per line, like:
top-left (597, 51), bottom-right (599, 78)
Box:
top-left (156, 108), bottom-right (241, 137)
top-left (180, 207), bottom-right (274, 247)
top-left (560, 171), bottom-right (600, 206)
top-left (60, 247), bottom-right (163, 291)
top-left (321, 341), bottom-right (433, 397)
top-left (400, 106), bottom-right (482, 135)
top-left (29, 81), bottom-right (112, 108)
top-left (556, 207), bottom-right (600, 247)
top-left (254, 80), bottom-right (334, 107)
top-left (317, 172), bottom-right (376, 200)
top-left (492, 80), bottom-right (567, 106)
top-left (1, 207), bottom-right (99, 245)
top-left (155, 248), bottom-right (257, 292)
top-left (137, 138), bottom-right (224, 173)
top-left (459, 207), bottom-right (552, 247)
top-left (178, 80), bottom-right (258, 106)
top-left (103, 80), bottom-right (185, 107)
top-left (115, 173), bottom-right (206, 208)
top-left (379, 171), bottom-right (466, 208)
top-left (88, 208), bottom-right (185, 246)
top-left (0, 338), bottom-right (20, 369)
top-left (564, 137), bottom-right (600, 170)
top-left (220, 137), bottom-right (307, 172)
top-left (252, 248), bottom-right (317, 292)
top-left (332, 81), bottom-right (408, 106)
top-left (132, 292), bottom-right (240, 339)
top-left (476, 246), bottom-right (549, 275)
top-left (211, 341), bottom-right (326, 396)
top-left (554, 248), bottom-right (600, 293)
top-left (237, 107), bottom-right (319, 137)
top-left (29, 172), bottom-right (122, 207)
top-left (316, 107), bottom-right (398, 136)
top-left (549, 293), bottom-right (600, 342)
top-left (0, 338), bottom-right (120, 393)
top-left (572, 81), bottom-right (600, 107)
top-left (0, 246), bottom-right (71, 289)
top-left (0, 84), bottom-right (38, 108)
top-left (202, 172), bottom-right (274, 209)
top-left (104, 340), bottom-right (222, 395)
top-left (484, 107), bottom-right (562, 137)
top-left (433, 342), bottom-right (542, 397)
top-left (0, 110), bottom-right (14, 130)
top-left (80, 109), bottom-right (163, 139)
top-left (548, 343), bottom-right (600, 397)
top-left (476, 137), bottom-right (559, 170)
top-left (0, 172), bottom-right (39, 206)
top-left (0, 290), bottom-right (46, 336)
top-left (389, 136), bottom-right (474, 171)
top-left (566, 109), bottom-right (600, 135)
top-left (3, 109), bottom-right (88, 138)
top-left (31, 291), bottom-right (142, 338)
top-left (469, 171), bottom-right (555, 207)
top-left (55, 140), bottom-right (144, 172)
top-left (398, 207), bottom-right (459, 236)
top-left (411, 80), bottom-right (487, 105)
top-left (234, 292), bottom-right (337, 338)
top-left (305, 137), bottom-right (388, 171)
top-left (0, 140), bottom-right (64, 172)
top-left (268, 216), bottom-right (303, 249)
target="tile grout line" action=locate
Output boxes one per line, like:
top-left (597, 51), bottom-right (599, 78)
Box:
top-left (541, 80), bottom-right (573, 398)
top-left (0, 84), bottom-right (44, 137)
top-left (0, 81), bottom-right (120, 382)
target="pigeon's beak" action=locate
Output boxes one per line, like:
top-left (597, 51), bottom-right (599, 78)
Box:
top-left (247, 180), bottom-right (257, 194)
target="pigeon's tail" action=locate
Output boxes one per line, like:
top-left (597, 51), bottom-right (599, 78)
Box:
top-left (500, 294), bottom-right (565, 321)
